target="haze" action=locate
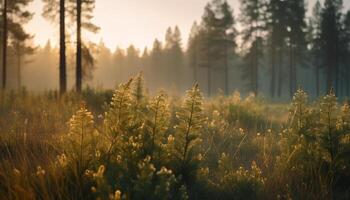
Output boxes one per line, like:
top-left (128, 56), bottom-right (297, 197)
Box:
top-left (26, 0), bottom-right (350, 50)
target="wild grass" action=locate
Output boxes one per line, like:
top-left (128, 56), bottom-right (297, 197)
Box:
top-left (0, 74), bottom-right (349, 200)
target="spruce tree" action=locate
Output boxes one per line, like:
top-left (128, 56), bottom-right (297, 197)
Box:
top-left (219, 1), bottom-right (237, 95)
top-left (150, 39), bottom-right (163, 88)
top-left (321, 0), bottom-right (343, 93)
top-left (310, 0), bottom-right (323, 96)
top-left (267, 0), bottom-right (289, 98)
top-left (286, 0), bottom-right (307, 98)
top-left (164, 26), bottom-right (184, 89)
top-left (199, 0), bottom-right (237, 96)
top-left (239, 0), bottom-right (266, 96)
top-left (343, 11), bottom-right (350, 96)
top-left (187, 22), bottom-right (201, 83)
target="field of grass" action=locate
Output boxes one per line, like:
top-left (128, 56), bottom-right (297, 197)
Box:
top-left (0, 74), bottom-right (349, 200)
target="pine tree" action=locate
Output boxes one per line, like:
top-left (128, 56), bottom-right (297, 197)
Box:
top-left (341, 10), bottom-right (350, 96)
top-left (70, 0), bottom-right (99, 92)
top-left (113, 47), bottom-right (126, 83)
top-left (145, 92), bottom-right (170, 160)
top-left (267, 0), bottom-right (289, 98)
top-left (2, 0), bottom-right (7, 90)
top-left (164, 26), bottom-right (184, 89)
top-left (150, 39), bottom-right (163, 88)
top-left (13, 38), bottom-right (36, 90)
top-left (239, 0), bottom-right (266, 96)
top-left (201, 3), bottom-right (217, 96)
top-left (125, 45), bottom-right (140, 77)
top-left (187, 22), bottom-right (201, 83)
top-left (220, 1), bottom-right (237, 95)
top-left (199, 0), bottom-right (237, 96)
top-left (43, 0), bottom-right (67, 94)
top-left (286, 0), bottom-right (307, 98)
top-left (104, 79), bottom-right (134, 162)
top-left (310, 0), bottom-right (323, 96)
top-left (343, 10), bottom-right (350, 96)
top-left (321, 0), bottom-right (343, 93)
top-left (1, 0), bottom-right (33, 90)
top-left (318, 89), bottom-right (339, 198)
top-left (173, 84), bottom-right (205, 186)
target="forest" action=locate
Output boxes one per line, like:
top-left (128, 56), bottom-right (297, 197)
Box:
top-left (0, 0), bottom-right (350, 200)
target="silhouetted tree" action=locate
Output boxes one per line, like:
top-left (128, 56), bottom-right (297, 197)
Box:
top-left (239, 0), bottom-right (266, 96)
top-left (164, 26), bottom-right (184, 88)
top-left (320, 0), bottom-right (343, 93)
top-left (309, 0), bottom-right (323, 96)
top-left (2, 0), bottom-right (7, 90)
top-left (219, 1), bottom-right (237, 95)
top-left (199, 0), bottom-right (237, 96)
top-left (43, 0), bottom-right (67, 94)
top-left (71, 0), bottom-right (99, 92)
top-left (341, 10), bottom-right (350, 96)
top-left (150, 39), bottom-right (163, 87)
top-left (286, 0), bottom-right (307, 97)
top-left (267, 0), bottom-right (289, 98)
top-left (1, 0), bottom-right (33, 90)
top-left (187, 22), bottom-right (201, 83)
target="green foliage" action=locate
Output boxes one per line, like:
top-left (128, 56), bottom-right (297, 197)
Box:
top-left (172, 84), bottom-right (205, 186)
top-left (219, 162), bottom-right (265, 200)
top-left (1, 79), bottom-right (350, 199)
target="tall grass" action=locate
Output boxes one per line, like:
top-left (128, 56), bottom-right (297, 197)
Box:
top-left (0, 76), bottom-right (349, 200)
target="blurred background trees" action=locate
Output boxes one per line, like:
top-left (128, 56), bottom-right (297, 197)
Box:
top-left (1, 0), bottom-right (350, 99)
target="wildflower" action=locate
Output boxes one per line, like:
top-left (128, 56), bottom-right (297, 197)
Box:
top-left (95, 150), bottom-right (101, 158)
top-left (91, 186), bottom-right (97, 193)
top-left (167, 135), bottom-right (175, 143)
top-left (85, 169), bottom-right (94, 177)
top-left (197, 153), bottom-right (203, 161)
top-left (213, 110), bottom-right (220, 117)
top-left (114, 190), bottom-right (121, 200)
top-left (56, 154), bottom-right (67, 167)
top-left (36, 166), bottom-right (45, 176)
top-left (157, 167), bottom-right (172, 175)
top-left (94, 165), bottom-right (105, 178)
top-left (13, 168), bottom-right (21, 176)
top-left (198, 167), bottom-right (209, 177)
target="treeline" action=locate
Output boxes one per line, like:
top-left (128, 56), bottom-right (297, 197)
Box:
top-left (1, 0), bottom-right (350, 98)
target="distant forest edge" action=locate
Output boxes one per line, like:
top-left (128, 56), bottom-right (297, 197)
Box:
top-left (1, 0), bottom-right (350, 99)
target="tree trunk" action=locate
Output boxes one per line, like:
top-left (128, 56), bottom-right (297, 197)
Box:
top-left (2, 0), bottom-right (8, 90)
top-left (254, 42), bottom-right (258, 97)
top-left (316, 65), bottom-right (320, 97)
top-left (347, 64), bottom-right (350, 97)
top-left (224, 39), bottom-right (228, 96)
top-left (59, 0), bottom-right (67, 94)
top-left (277, 49), bottom-right (283, 98)
top-left (251, 49), bottom-right (254, 95)
top-left (207, 66), bottom-right (211, 97)
top-left (270, 49), bottom-right (276, 98)
top-left (76, 0), bottom-right (82, 92)
top-left (289, 44), bottom-right (293, 98)
top-left (17, 53), bottom-right (21, 90)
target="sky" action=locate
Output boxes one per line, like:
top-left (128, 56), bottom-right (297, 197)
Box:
top-left (26, 0), bottom-right (350, 51)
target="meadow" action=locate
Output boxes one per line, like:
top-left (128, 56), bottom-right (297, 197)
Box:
top-left (0, 74), bottom-right (349, 200)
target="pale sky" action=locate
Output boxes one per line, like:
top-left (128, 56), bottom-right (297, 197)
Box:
top-left (25, 0), bottom-right (350, 50)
